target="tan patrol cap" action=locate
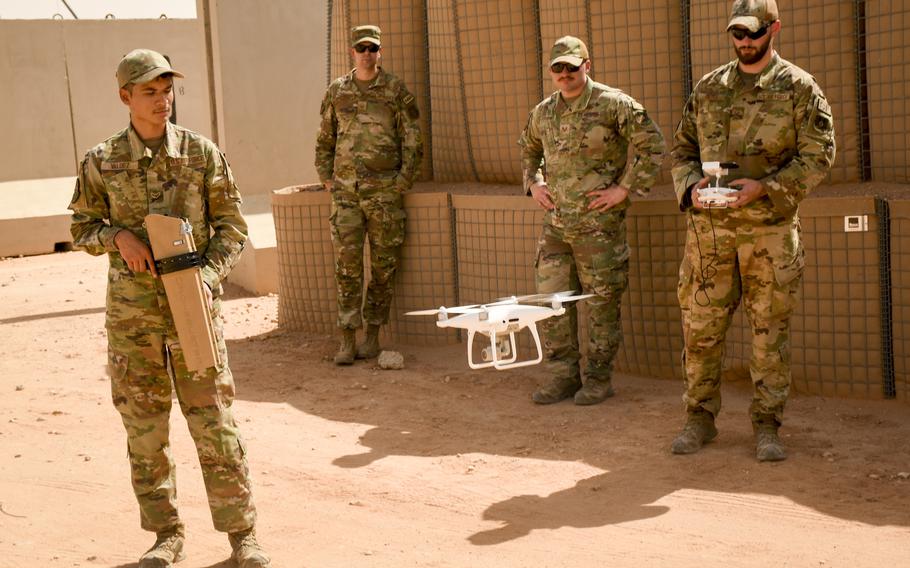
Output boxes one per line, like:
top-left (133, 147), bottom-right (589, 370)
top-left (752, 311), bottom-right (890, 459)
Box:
top-left (116, 48), bottom-right (184, 88)
top-left (351, 25), bottom-right (381, 47)
top-left (727, 0), bottom-right (779, 33)
top-left (549, 36), bottom-right (588, 67)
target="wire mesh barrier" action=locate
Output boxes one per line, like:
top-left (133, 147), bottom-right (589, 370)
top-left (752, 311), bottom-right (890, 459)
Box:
top-left (586, 1), bottom-right (686, 186)
top-left (274, 190), bottom-right (903, 399)
top-left (891, 201), bottom-right (910, 400)
top-left (614, 201), bottom-right (688, 379)
top-left (689, 0), bottom-right (859, 183)
top-left (387, 193), bottom-right (459, 345)
top-left (327, 0), bottom-right (433, 180)
top-left (867, 2), bottom-right (910, 182)
top-left (425, 0), bottom-right (541, 184)
top-left (273, 186), bottom-right (336, 334)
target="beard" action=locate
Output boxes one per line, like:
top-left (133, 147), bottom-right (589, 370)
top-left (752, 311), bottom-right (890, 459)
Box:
top-left (735, 37), bottom-right (771, 65)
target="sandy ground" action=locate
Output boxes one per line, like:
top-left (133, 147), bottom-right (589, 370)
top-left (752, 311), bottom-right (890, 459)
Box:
top-left (1, 251), bottom-right (909, 568)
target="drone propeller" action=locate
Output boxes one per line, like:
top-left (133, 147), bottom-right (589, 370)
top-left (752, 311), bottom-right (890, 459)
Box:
top-left (406, 304), bottom-right (482, 316)
top-left (500, 290), bottom-right (594, 304)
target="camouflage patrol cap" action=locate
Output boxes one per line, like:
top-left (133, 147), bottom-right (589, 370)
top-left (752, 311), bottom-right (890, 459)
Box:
top-left (116, 48), bottom-right (184, 88)
top-left (549, 36), bottom-right (589, 67)
top-left (351, 25), bottom-right (381, 47)
top-left (727, 0), bottom-right (779, 33)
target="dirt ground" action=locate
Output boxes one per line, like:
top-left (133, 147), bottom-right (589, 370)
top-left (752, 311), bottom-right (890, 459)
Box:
top-left (1, 251), bottom-right (909, 568)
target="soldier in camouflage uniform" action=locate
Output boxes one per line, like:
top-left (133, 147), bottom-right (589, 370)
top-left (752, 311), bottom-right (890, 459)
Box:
top-left (69, 49), bottom-right (270, 567)
top-left (519, 36), bottom-right (665, 405)
top-left (316, 25), bottom-right (423, 365)
top-left (671, 0), bottom-right (835, 461)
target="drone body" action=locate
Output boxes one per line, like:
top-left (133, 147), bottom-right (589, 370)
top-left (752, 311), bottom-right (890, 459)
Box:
top-left (406, 291), bottom-right (591, 370)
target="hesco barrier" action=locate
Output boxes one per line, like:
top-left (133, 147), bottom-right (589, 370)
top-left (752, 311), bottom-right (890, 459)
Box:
top-left (426, 0), bottom-right (541, 184)
top-left (272, 187), bottom-right (458, 344)
top-left (328, 0), bottom-right (432, 181)
top-left (867, 2), bottom-right (910, 183)
top-left (274, 190), bottom-right (904, 400)
top-left (892, 201), bottom-right (910, 400)
top-left (690, 1), bottom-right (859, 183)
top-left (324, 1), bottom-right (909, 187)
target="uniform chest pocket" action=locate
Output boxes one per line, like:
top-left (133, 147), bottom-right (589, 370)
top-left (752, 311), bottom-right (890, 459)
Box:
top-left (748, 94), bottom-right (795, 157)
top-left (168, 166), bottom-right (206, 219)
top-left (102, 169), bottom-right (145, 221)
top-left (359, 99), bottom-right (395, 129)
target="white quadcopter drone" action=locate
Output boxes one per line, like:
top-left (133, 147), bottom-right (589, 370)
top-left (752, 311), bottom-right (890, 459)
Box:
top-left (696, 161), bottom-right (740, 208)
top-left (406, 291), bottom-right (592, 370)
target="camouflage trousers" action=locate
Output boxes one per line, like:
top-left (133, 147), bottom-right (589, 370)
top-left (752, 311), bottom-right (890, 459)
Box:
top-left (677, 209), bottom-right (804, 424)
top-left (107, 299), bottom-right (256, 534)
top-left (330, 182), bottom-right (406, 329)
top-left (535, 215), bottom-right (630, 382)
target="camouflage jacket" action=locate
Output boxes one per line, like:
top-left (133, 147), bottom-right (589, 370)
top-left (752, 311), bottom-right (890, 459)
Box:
top-left (672, 53), bottom-right (836, 219)
top-left (315, 67), bottom-right (423, 191)
top-left (518, 77), bottom-right (665, 231)
top-left (69, 122), bottom-right (247, 330)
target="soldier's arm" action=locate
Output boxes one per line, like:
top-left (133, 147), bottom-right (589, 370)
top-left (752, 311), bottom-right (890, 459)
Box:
top-left (68, 153), bottom-right (122, 256)
top-left (670, 91), bottom-right (705, 211)
top-left (615, 95), bottom-right (665, 197)
top-left (201, 148), bottom-right (248, 292)
top-left (395, 85), bottom-right (423, 190)
top-left (761, 82), bottom-right (836, 217)
top-left (315, 86), bottom-right (338, 185)
top-left (517, 108), bottom-right (546, 196)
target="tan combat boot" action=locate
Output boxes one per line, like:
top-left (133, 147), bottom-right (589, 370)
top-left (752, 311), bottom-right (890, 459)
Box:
top-left (334, 329), bottom-right (356, 365)
top-left (754, 416), bottom-right (787, 462)
top-left (670, 410), bottom-right (718, 454)
top-left (356, 323), bottom-right (381, 359)
top-left (139, 526), bottom-right (185, 567)
top-left (229, 528), bottom-right (271, 567)
top-left (574, 376), bottom-right (615, 406)
top-left (532, 376), bottom-right (582, 404)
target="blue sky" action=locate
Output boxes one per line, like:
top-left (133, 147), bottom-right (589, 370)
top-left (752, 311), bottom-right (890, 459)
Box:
top-left (0, 0), bottom-right (196, 19)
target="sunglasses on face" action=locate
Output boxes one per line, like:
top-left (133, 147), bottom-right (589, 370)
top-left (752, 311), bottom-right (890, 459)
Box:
top-left (550, 62), bottom-right (581, 73)
top-left (730, 24), bottom-right (770, 41)
top-left (354, 43), bottom-right (380, 53)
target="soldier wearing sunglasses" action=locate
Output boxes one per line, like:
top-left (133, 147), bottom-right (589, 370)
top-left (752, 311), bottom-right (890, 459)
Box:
top-left (316, 25), bottom-right (423, 365)
top-left (519, 36), bottom-right (665, 406)
top-left (670, 0), bottom-right (835, 461)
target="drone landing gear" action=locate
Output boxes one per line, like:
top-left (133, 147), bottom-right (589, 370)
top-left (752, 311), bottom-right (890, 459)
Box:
top-left (466, 325), bottom-right (544, 370)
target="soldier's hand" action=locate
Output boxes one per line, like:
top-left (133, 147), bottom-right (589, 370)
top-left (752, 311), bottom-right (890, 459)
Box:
top-left (114, 230), bottom-right (158, 277)
top-left (323, 180), bottom-right (334, 191)
top-left (690, 177), bottom-right (711, 210)
top-left (727, 178), bottom-right (766, 208)
top-left (586, 185), bottom-right (629, 212)
top-left (203, 282), bottom-right (213, 311)
top-left (530, 182), bottom-right (555, 210)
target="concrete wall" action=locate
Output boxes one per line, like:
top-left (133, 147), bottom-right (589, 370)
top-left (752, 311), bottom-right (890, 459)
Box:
top-left (0, 18), bottom-right (211, 183)
top-left (209, 0), bottom-right (328, 198)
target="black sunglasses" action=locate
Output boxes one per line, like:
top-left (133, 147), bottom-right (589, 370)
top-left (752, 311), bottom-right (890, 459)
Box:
top-left (354, 43), bottom-right (380, 53)
top-left (550, 62), bottom-right (582, 73)
top-left (730, 24), bottom-right (770, 41)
